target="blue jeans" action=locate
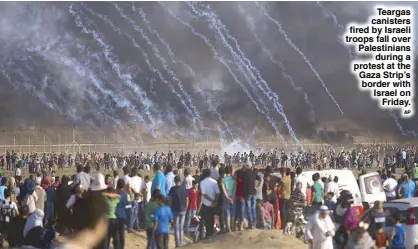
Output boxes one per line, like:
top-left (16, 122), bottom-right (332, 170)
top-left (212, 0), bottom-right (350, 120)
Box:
top-left (245, 195), bottom-right (256, 227)
top-left (184, 209), bottom-right (196, 231)
top-left (236, 199), bottom-right (246, 223)
top-left (223, 196), bottom-right (236, 219)
top-left (173, 211), bottom-right (186, 247)
top-left (125, 208), bottom-right (132, 230)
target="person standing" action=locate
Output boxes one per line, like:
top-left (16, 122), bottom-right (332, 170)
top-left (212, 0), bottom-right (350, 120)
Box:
top-left (115, 179), bottom-right (129, 249)
top-left (311, 173), bottom-right (323, 208)
top-left (279, 168), bottom-right (291, 231)
top-left (243, 162), bottom-right (257, 229)
top-left (184, 181), bottom-right (198, 231)
top-left (168, 176), bottom-right (188, 247)
top-left (305, 206), bottom-right (335, 249)
top-left (42, 176), bottom-right (55, 223)
top-left (182, 169), bottom-right (194, 190)
top-left (382, 173), bottom-right (398, 201)
top-left (199, 169), bottom-right (220, 239)
top-left (221, 166), bottom-right (236, 232)
top-left (151, 164), bottom-right (167, 197)
top-left (130, 168), bottom-right (146, 230)
top-left (164, 165), bottom-right (175, 195)
top-left (327, 176), bottom-right (339, 203)
top-left (152, 194), bottom-right (173, 249)
top-left (34, 178), bottom-right (46, 212)
top-left (145, 191), bottom-right (159, 249)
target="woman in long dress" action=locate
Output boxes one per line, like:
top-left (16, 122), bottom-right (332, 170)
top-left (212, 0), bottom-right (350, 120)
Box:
top-left (305, 205), bottom-right (336, 249)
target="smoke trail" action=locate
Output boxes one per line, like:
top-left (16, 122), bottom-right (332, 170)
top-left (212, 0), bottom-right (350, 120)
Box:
top-left (133, 5), bottom-right (195, 78)
top-left (316, 1), bottom-right (356, 59)
top-left (133, 4), bottom-right (234, 139)
top-left (254, 1), bottom-right (344, 115)
top-left (185, 2), bottom-right (273, 125)
top-left (159, 2), bottom-right (287, 145)
top-left (69, 4), bottom-right (158, 135)
top-left (187, 2), bottom-right (300, 148)
top-left (196, 86), bottom-right (234, 139)
top-left (29, 47), bottom-right (140, 124)
top-left (389, 111), bottom-right (418, 137)
top-left (113, 3), bottom-right (204, 130)
top-left (238, 4), bottom-right (316, 123)
top-left (1, 67), bottom-right (60, 115)
top-left (78, 3), bottom-right (199, 133)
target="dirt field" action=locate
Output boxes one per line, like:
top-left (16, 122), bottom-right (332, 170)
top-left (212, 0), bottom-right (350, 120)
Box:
top-left (54, 228), bottom-right (307, 249)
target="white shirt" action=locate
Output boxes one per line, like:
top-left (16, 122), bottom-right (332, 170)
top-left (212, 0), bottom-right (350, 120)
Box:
top-left (15, 168), bottom-right (21, 177)
top-left (255, 177), bottom-right (264, 200)
top-left (210, 167), bottom-right (219, 180)
top-left (183, 175), bottom-right (195, 190)
top-left (146, 181), bottom-right (152, 202)
top-left (120, 174), bottom-right (132, 187)
top-left (327, 181), bottom-right (339, 202)
top-left (130, 176), bottom-right (146, 202)
top-left (294, 174), bottom-right (307, 197)
top-left (165, 172), bottom-right (175, 194)
top-left (200, 177), bottom-right (220, 207)
top-left (383, 178), bottom-right (398, 198)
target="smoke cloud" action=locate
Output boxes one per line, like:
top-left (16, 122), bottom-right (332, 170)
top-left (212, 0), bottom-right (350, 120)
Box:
top-left (0, 1), bottom-right (416, 143)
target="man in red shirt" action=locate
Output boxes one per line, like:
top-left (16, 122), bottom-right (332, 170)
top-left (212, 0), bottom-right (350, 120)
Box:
top-left (235, 168), bottom-right (245, 231)
top-left (185, 181), bottom-right (198, 231)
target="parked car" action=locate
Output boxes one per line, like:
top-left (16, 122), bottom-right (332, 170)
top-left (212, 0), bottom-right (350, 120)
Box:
top-left (359, 198), bottom-right (418, 249)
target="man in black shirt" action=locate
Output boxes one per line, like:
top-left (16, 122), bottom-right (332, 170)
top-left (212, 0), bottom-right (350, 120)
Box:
top-left (168, 176), bottom-right (188, 247)
top-left (192, 169), bottom-right (201, 183)
top-left (242, 162), bottom-right (257, 229)
top-left (263, 166), bottom-right (279, 228)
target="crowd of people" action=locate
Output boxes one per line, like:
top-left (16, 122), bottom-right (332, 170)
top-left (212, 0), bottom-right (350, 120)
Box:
top-left (0, 143), bottom-right (416, 249)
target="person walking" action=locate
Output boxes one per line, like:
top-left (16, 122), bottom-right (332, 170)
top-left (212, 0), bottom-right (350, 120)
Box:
top-left (305, 206), bottom-right (335, 249)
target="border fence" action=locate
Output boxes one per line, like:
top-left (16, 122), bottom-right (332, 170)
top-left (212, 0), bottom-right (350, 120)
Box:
top-left (0, 129), bottom-right (404, 155)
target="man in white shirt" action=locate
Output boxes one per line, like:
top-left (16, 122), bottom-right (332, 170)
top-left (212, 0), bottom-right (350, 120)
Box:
top-left (326, 175), bottom-right (340, 202)
top-left (119, 166), bottom-right (132, 187)
top-left (210, 160), bottom-right (220, 180)
top-left (294, 167), bottom-right (307, 197)
top-left (15, 166), bottom-right (21, 177)
top-left (183, 169), bottom-right (194, 190)
top-left (144, 176), bottom-right (152, 203)
top-left (130, 167), bottom-right (147, 201)
top-left (383, 173), bottom-right (398, 201)
top-left (165, 164), bottom-right (175, 194)
top-left (200, 169), bottom-right (220, 239)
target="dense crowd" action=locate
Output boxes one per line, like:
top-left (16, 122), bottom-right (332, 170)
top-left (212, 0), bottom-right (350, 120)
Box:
top-left (3, 144), bottom-right (418, 172)
top-left (0, 144), bottom-right (416, 249)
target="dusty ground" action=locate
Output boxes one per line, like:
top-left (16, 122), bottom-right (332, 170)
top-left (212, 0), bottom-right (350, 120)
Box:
top-left (119, 229), bottom-right (306, 249)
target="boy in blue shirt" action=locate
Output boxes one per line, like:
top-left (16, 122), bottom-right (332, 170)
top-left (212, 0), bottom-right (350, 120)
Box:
top-left (153, 193), bottom-right (173, 249)
top-left (151, 164), bottom-right (167, 197)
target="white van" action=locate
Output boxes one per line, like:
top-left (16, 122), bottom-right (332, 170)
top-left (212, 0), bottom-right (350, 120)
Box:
top-left (300, 170), bottom-right (386, 215)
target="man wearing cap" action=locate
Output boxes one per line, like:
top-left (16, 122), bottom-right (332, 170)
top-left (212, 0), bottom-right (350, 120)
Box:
top-left (305, 205), bottom-right (335, 249)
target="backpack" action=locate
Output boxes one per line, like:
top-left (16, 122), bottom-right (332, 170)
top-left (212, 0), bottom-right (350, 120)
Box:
top-left (0, 200), bottom-right (16, 223)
